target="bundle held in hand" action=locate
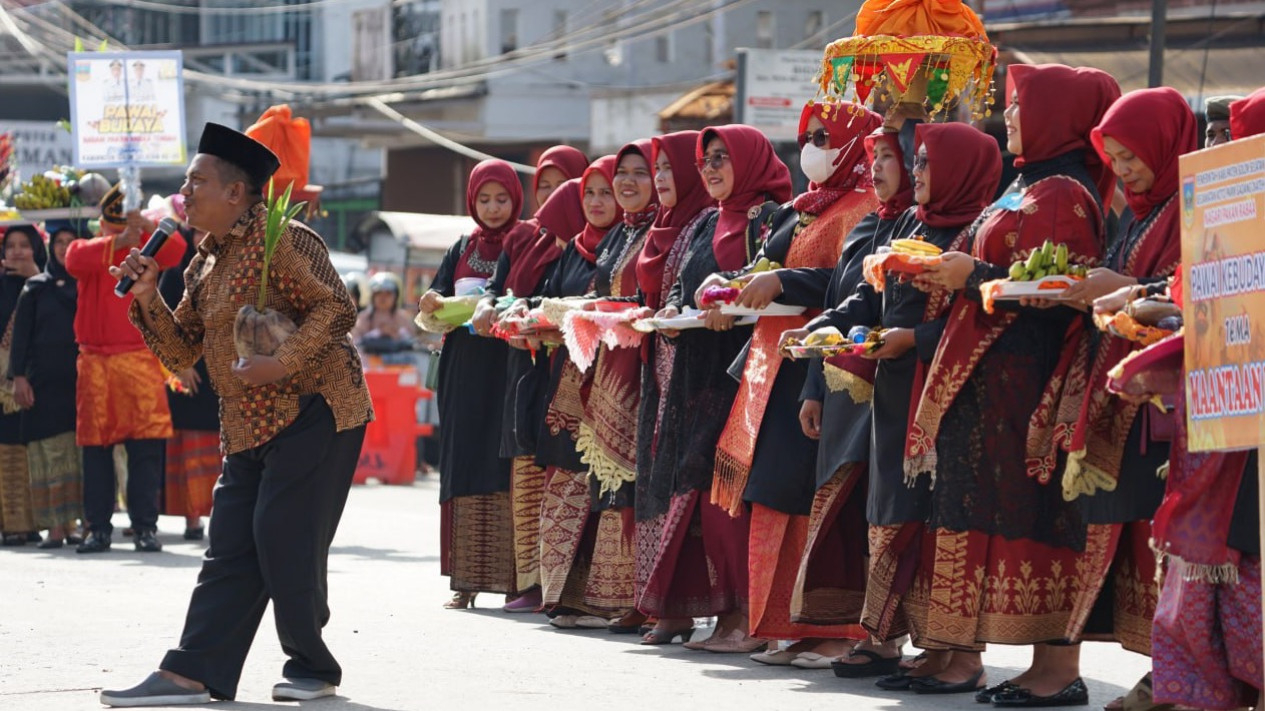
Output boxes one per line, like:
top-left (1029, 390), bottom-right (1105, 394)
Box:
top-left (234, 182), bottom-right (305, 359)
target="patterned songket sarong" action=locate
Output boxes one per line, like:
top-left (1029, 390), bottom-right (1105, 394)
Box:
top-left (164, 431), bottom-right (221, 519)
top-left (1152, 556), bottom-right (1263, 710)
top-left (910, 527), bottom-right (1116, 650)
top-left (510, 456), bottom-right (547, 592)
top-left (750, 501), bottom-right (866, 641)
top-left (27, 433), bottom-right (83, 530)
top-left (441, 494), bottom-right (516, 594)
top-left (0, 444), bottom-right (35, 532)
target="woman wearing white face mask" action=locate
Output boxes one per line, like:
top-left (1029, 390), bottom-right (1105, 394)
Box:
top-left (698, 103), bottom-right (882, 664)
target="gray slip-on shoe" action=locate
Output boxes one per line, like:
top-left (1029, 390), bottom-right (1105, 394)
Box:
top-left (99, 672), bottom-right (212, 707)
top-left (272, 677), bottom-right (336, 701)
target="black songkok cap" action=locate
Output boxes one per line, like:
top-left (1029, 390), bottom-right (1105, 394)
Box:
top-left (196, 122), bottom-right (281, 189)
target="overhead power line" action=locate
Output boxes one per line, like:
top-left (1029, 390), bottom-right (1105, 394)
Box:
top-left (13, 0), bottom-right (763, 99)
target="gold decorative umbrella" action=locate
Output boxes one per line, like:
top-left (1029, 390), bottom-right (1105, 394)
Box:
top-left (815, 0), bottom-right (997, 121)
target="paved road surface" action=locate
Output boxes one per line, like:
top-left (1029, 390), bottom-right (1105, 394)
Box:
top-left (0, 476), bottom-right (1149, 710)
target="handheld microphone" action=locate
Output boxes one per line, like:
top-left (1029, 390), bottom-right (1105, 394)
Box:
top-left (114, 217), bottom-right (181, 298)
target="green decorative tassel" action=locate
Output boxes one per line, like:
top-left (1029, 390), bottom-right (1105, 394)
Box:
top-left (927, 68), bottom-right (950, 109)
top-left (830, 57), bottom-right (855, 96)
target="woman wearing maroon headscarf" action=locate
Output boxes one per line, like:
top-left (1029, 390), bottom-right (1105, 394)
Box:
top-left (548, 141), bottom-right (663, 632)
top-left (632, 130), bottom-right (717, 645)
top-left (532, 145), bottom-right (589, 211)
top-left (695, 103), bottom-right (880, 666)
top-left (1113, 87), bottom-right (1265, 711)
top-left (982, 87), bottom-right (1191, 707)
top-left (807, 122), bottom-right (1001, 691)
top-left (777, 124), bottom-right (916, 676)
top-left (417, 159), bottom-right (532, 609)
top-left (472, 177), bottom-right (588, 613)
top-left (528, 156), bottom-right (626, 626)
top-left (637, 125), bottom-right (791, 653)
top-left (904, 65), bottom-right (1120, 702)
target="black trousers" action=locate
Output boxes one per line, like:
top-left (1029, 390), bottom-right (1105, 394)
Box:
top-left (160, 396), bottom-right (365, 700)
top-left (82, 439), bottom-right (163, 535)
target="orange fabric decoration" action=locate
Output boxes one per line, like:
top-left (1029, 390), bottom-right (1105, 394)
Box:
top-left (246, 105), bottom-right (311, 192)
top-left (855, 0), bottom-right (987, 40)
top-left (76, 350), bottom-right (174, 447)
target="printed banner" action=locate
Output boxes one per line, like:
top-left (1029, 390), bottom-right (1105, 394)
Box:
top-left (67, 51), bottom-right (187, 168)
top-left (1179, 134), bottom-right (1265, 452)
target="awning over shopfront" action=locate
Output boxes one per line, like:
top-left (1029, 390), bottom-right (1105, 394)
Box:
top-left (353, 210), bottom-right (477, 267)
top-left (658, 81), bottom-right (735, 133)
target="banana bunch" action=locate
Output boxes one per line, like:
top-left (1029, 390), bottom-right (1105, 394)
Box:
top-left (891, 238), bottom-right (943, 257)
top-left (13, 173), bottom-right (72, 210)
top-left (1007, 241), bottom-right (1088, 282)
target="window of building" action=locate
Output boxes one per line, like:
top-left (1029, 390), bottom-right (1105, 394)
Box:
top-left (655, 32), bottom-right (673, 63)
top-left (553, 10), bottom-right (568, 60)
top-left (805, 11), bottom-right (824, 42)
top-left (756, 10), bottom-right (774, 49)
top-left (500, 8), bottom-right (518, 54)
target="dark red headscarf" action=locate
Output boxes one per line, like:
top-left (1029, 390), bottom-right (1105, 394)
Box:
top-left (914, 123), bottom-right (1002, 229)
top-left (1230, 87), bottom-right (1265, 140)
top-left (455, 159), bottom-right (527, 281)
top-left (864, 129), bottom-right (914, 220)
top-left (698, 124), bottom-right (793, 270)
top-left (1091, 87), bottom-right (1197, 220)
top-left (532, 145), bottom-right (589, 208)
top-left (615, 139), bottom-right (660, 227)
top-left (638, 131), bottom-right (715, 310)
top-left (577, 155), bottom-right (621, 263)
top-left (793, 102), bottom-right (882, 215)
top-left (1010, 64), bottom-right (1121, 210)
top-left (503, 178), bottom-right (585, 296)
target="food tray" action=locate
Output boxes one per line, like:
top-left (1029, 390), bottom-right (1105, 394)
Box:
top-left (785, 344), bottom-right (871, 359)
top-left (719, 303), bottom-right (807, 317)
top-left (988, 275), bottom-right (1083, 300)
top-left (633, 309), bottom-right (757, 332)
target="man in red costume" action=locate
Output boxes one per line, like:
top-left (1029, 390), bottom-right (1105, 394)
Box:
top-left (65, 184), bottom-right (185, 553)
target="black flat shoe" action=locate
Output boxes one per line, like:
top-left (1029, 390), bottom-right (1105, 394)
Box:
top-left (183, 527), bottom-right (204, 541)
top-left (2, 533), bottom-right (27, 546)
top-left (977, 680), bottom-right (1020, 703)
top-left (832, 649), bottom-right (904, 679)
top-left (876, 673), bottom-right (916, 691)
top-left (37, 538), bottom-right (65, 549)
top-left (76, 532), bottom-right (111, 553)
top-left (911, 670), bottom-right (986, 695)
top-left (134, 531), bottom-right (163, 553)
top-left (992, 678), bottom-right (1089, 707)
top-left (26, 531), bottom-right (42, 543)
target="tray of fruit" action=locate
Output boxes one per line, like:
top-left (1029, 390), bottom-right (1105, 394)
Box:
top-left (9, 167), bottom-right (111, 216)
top-left (1092, 297), bottom-right (1180, 347)
top-left (979, 242), bottom-right (1091, 313)
top-left (862, 238), bottom-right (943, 291)
top-left (783, 326), bottom-right (885, 359)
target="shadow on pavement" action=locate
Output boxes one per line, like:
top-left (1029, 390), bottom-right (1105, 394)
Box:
top-left (328, 545), bottom-right (437, 564)
top-left (210, 697), bottom-right (410, 711)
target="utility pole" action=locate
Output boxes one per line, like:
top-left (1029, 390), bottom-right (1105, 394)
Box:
top-left (1148, 0), bottom-right (1168, 87)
